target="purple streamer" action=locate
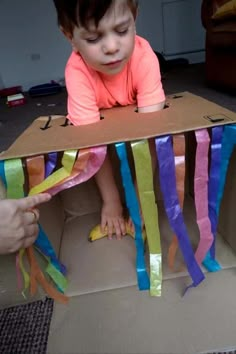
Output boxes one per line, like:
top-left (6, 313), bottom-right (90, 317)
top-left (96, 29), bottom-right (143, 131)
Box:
top-left (45, 152), bottom-right (58, 178)
top-left (155, 136), bottom-right (204, 289)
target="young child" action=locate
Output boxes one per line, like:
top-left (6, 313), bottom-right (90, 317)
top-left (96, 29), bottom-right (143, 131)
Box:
top-left (53, 0), bottom-right (165, 239)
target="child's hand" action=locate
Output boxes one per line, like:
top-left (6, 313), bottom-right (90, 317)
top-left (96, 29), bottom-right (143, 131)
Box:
top-left (101, 200), bottom-right (126, 240)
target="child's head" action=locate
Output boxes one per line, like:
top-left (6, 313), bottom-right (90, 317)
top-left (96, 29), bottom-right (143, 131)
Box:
top-left (53, 0), bottom-right (138, 75)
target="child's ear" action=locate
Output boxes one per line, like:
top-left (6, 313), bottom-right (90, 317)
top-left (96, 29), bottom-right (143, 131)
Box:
top-left (134, 5), bottom-right (139, 21)
top-left (60, 26), bottom-right (77, 51)
top-left (60, 26), bottom-right (73, 41)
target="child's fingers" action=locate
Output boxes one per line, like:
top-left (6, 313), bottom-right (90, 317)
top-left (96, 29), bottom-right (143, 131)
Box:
top-left (119, 218), bottom-right (127, 236)
top-left (113, 219), bottom-right (122, 240)
top-left (107, 220), bottom-right (114, 240)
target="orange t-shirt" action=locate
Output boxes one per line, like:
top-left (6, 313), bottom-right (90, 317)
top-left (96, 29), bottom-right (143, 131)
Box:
top-left (65, 35), bottom-right (165, 126)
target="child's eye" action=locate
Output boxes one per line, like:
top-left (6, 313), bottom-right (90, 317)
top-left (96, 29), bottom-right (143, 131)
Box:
top-left (86, 36), bottom-right (100, 43)
top-left (116, 28), bottom-right (128, 35)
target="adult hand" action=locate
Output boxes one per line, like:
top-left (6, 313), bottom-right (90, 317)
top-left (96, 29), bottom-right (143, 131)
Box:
top-left (0, 193), bottom-right (51, 254)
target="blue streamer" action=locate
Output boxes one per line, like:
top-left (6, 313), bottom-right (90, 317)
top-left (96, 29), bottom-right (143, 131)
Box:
top-left (115, 142), bottom-right (150, 291)
top-left (0, 160), bottom-right (7, 188)
top-left (203, 127), bottom-right (223, 271)
top-left (155, 136), bottom-right (205, 290)
top-left (35, 224), bottom-right (67, 275)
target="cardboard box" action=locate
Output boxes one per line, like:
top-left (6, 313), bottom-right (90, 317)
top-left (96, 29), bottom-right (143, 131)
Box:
top-left (1, 92), bottom-right (236, 352)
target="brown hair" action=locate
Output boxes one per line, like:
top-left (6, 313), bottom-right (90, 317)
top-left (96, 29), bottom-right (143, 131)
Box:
top-left (53, 0), bottom-right (138, 36)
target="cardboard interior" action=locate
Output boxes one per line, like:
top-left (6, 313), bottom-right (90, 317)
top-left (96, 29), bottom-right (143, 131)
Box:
top-left (1, 92), bottom-right (236, 310)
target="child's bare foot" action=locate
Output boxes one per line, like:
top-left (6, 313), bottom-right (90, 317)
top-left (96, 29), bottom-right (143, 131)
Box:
top-left (101, 200), bottom-right (126, 240)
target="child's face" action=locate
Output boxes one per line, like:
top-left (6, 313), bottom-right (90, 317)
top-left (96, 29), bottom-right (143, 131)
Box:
top-left (70, 0), bottom-right (136, 75)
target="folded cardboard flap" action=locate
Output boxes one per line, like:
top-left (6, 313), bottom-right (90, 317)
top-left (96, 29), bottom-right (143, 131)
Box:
top-left (1, 92), bottom-right (236, 160)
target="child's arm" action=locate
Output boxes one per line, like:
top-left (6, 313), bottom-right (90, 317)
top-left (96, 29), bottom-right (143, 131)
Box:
top-left (95, 154), bottom-right (126, 240)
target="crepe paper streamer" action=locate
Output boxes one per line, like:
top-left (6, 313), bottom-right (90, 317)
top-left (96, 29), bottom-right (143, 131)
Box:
top-left (29, 150), bottom-right (78, 195)
top-left (4, 155), bottom-right (67, 299)
top-left (204, 125), bottom-right (236, 269)
top-left (194, 129), bottom-right (214, 265)
top-left (34, 246), bottom-right (68, 293)
top-left (0, 161), bottom-right (7, 188)
top-left (26, 155), bottom-right (45, 190)
top-left (155, 136), bottom-right (205, 290)
top-left (26, 246), bottom-right (68, 304)
top-left (25, 154), bottom-right (67, 277)
top-left (19, 248), bottom-right (30, 295)
top-left (48, 146), bottom-right (107, 196)
top-left (35, 225), bottom-right (67, 275)
top-left (4, 159), bottom-right (28, 292)
top-left (168, 134), bottom-right (186, 271)
top-left (24, 156), bottom-right (67, 277)
top-left (4, 159), bottom-right (25, 198)
top-left (45, 152), bottom-right (58, 178)
top-left (46, 262), bottom-right (68, 293)
top-left (115, 142), bottom-right (150, 291)
top-left (203, 127), bottom-right (224, 271)
top-left (131, 140), bottom-right (162, 296)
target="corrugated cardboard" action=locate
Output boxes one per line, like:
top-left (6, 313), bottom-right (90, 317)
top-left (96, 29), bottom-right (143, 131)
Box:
top-left (1, 92), bottom-right (236, 160)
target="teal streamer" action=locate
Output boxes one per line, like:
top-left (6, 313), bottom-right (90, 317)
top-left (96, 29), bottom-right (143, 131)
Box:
top-left (203, 127), bottom-right (223, 272)
top-left (0, 161), bottom-right (7, 188)
top-left (115, 142), bottom-right (150, 291)
top-left (204, 125), bottom-right (236, 271)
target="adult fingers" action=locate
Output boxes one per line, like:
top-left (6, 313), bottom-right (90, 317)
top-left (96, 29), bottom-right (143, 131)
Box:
top-left (23, 234), bottom-right (38, 248)
top-left (16, 193), bottom-right (51, 211)
top-left (25, 208), bottom-right (40, 224)
top-left (23, 223), bottom-right (39, 241)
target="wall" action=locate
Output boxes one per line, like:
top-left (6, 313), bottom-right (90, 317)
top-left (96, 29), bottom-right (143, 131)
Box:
top-left (0, 0), bottom-right (205, 91)
top-left (0, 0), bottom-right (70, 90)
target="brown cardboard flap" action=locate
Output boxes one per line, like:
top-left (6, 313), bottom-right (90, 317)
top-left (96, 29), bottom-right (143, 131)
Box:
top-left (1, 92), bottom-right (236, 160)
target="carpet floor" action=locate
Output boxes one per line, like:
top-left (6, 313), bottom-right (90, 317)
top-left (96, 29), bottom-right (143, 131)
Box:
top-left (0, 298), bottom-right (53, 353)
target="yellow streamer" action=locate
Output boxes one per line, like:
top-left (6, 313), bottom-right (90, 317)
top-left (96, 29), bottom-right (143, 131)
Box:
top-left (131, 140), bottom-right (162, 296)
top-left (19, 249), bottom-right (30, 295)
top-left (29, 150), bottom-right (77, 195)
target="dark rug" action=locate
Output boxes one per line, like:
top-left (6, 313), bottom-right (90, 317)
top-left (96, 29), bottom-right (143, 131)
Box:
top-left (0, 298), bottom-right (53, 354)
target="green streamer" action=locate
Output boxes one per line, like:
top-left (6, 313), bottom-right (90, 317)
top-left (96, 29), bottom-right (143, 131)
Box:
top-left (4, 159), bottom-right (25, 198)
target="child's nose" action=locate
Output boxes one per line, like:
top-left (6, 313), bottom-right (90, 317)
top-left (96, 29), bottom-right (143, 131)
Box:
top-left (103, 36), bottom-right (119, 54)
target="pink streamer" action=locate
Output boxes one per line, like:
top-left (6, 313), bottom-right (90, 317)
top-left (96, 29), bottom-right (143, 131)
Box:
top-left (194, 129), bottom-right (214, 265)
top-left (48, 146), bottom-right (107, 195)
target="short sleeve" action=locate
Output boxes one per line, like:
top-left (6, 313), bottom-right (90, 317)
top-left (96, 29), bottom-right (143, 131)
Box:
top-left (65, 60), bottom-right (100, 126)
top-left (134, 43), bottom-right (165, 108)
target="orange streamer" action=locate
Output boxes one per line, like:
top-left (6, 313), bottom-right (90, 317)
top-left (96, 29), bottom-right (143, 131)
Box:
top-left (26, 156), bottom-right (45, 189)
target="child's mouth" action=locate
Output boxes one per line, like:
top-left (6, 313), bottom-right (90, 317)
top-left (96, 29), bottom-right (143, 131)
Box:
top-left (104, 60), bottom-right (123, 68)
